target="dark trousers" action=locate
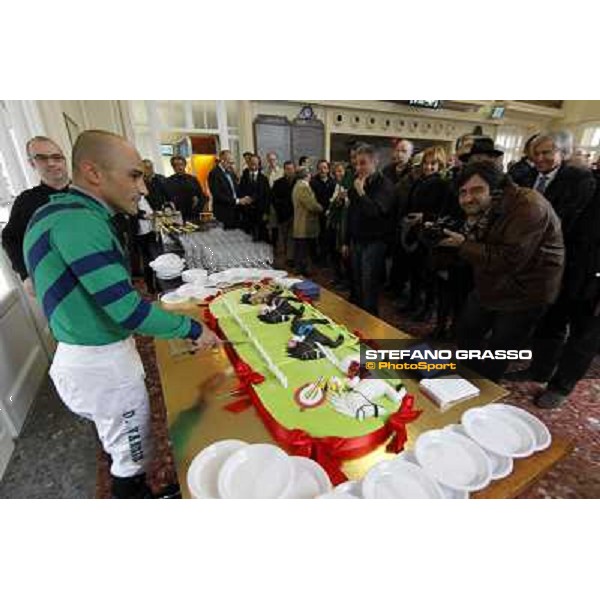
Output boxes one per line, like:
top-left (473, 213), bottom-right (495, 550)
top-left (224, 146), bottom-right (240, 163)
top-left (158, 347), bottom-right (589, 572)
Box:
top-left (389, 231), bottom-right (410, 293)
top-left (135, 232), bottom-right (159, 294)
top-left (436, 263), bottom-right (474, 330)
top-left (294, 238), bottom-right (315, 275)
top-left (351, 239), bottom-right (387, 316)
top-left (456, 291), bottom-right (547, 381)
top-left (528, 295), bottom-right (600, 395)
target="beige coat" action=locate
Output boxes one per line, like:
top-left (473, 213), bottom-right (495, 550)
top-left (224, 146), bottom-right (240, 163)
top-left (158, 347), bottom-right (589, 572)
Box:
top-left (292, 180), bottom-right (323, 239)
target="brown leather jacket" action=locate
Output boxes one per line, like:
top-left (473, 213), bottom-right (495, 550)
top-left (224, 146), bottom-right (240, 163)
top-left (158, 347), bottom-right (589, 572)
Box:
top-left (458, 182), bottom-right (564, 311)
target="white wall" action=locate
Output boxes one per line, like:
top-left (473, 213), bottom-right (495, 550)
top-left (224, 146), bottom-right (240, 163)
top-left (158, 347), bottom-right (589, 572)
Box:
top-left (0, 250), bottom-right (48, 442)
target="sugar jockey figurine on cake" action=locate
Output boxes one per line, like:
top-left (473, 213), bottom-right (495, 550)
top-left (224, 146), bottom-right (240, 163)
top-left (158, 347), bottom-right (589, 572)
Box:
top-left (240, 282), bottom-right (284, 305)
top-left (258, 294), bottom-right (305, 323)
top-left (287, 315), bottom-right (344, 360)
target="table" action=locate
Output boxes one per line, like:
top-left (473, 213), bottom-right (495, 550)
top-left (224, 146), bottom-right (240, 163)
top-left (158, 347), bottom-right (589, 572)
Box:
top-left (155, 287), bottom-right (572, 498)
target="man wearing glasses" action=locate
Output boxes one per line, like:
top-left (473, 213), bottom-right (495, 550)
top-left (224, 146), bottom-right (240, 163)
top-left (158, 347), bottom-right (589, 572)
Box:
top-left (2, 136), bottom-right (69, 296)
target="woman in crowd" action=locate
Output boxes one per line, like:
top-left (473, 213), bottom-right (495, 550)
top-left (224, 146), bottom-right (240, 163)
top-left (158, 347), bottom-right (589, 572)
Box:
top-left (398, 146), bottom-right (451, 320)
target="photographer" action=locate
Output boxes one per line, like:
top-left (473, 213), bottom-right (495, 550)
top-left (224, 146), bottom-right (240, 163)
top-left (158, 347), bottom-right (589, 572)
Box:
top-left (438, 163), bottom-right (564, 381)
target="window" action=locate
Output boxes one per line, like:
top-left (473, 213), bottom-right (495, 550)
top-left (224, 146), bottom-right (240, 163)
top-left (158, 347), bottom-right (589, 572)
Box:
top-left (577, 124), bottom-right (600, 162)
top-left (495, 126), bottom-right (526, 169)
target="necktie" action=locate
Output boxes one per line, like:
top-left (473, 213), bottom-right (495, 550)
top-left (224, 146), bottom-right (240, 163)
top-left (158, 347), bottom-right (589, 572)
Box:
top-left (535, 175), bottom-right (548, 194)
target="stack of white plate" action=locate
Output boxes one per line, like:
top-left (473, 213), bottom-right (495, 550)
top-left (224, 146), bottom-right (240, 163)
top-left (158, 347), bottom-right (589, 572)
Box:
top-left (181, 268), bottom-right (208, 284)
top-left (159, 290), bottom-right (192, 306)
top-left (176, 282), bottom-right (218, 302)
top-left (207, 268), bottom-right (288, 287)
top-left (150, 253), bottom-right (186, 280)
top-left (402, 403), bottom-right (552, 497)
top-left (187, 441), bottom-right (333, 499)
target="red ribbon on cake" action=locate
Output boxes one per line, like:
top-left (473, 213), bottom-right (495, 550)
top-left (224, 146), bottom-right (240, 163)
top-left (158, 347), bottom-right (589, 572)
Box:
top-left (386, 395), bottom-right (422, 454)
top-left (205, 301), bottom-right (422, 484)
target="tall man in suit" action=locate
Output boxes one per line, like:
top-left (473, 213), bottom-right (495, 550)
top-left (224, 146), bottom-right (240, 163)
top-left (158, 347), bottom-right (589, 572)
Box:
top-left (507, 131), bottom-right (598, 408)
top-left (271, 161), bottom-right (296, 264)
top-left (238, 154), bottom-right (271, 241)
top-left (208, 150), bottom-right (251, 229)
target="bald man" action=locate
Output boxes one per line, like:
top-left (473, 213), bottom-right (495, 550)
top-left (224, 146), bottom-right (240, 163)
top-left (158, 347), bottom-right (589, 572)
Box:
top-left (2, 136), bottom-right (69, 295)
top-left (23, 130), bottom-right (218, 498)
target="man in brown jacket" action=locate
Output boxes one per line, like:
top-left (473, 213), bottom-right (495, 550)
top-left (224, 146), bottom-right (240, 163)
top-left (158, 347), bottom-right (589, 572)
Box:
top-left (292, 166), bottom-right (323, 276)
top-left (438, 162), bottom-right (564, 381)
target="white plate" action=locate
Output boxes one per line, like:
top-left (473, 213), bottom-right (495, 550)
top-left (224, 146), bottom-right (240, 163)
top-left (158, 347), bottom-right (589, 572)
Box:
top-left (397, 450), bottom-right (469, 499)
top-left (187, 440), bottom-right (248, 499)
top-left (181, 269), bottom-right (208, 284)
top-left (316, 491), bottom-right (359, 499)
top-left (286, 457), bottom-right (332, 499)
top-left (160, 291), bottom-right (190, 304)
top-left (414, 430), bottom-right (492, 492)
top-left (444, 424), bottom-right (513, 480)
top-left (485, 404), bottom-right (552, 451)
top-left (462, 407), bottom-right (537, 458)
top-left (333, 480), bottom-right (363, 498)
top-left (156, 271), bottom-right (183, 280)
top-left (362, 459), bottom-right (444, 499)
top-left (218, 444), bottom-right (294, 499)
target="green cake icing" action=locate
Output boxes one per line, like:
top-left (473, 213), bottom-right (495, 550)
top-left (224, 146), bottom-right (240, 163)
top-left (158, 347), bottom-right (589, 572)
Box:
top-left (210, 288), bottom-right (404, 439)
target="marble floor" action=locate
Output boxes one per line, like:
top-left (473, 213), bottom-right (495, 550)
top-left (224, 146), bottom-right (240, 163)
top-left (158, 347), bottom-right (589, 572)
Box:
top-left (0, 379), bottom-right (97, 499)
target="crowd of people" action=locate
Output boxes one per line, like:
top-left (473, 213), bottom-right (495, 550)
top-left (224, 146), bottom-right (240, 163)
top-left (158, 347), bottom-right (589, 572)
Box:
top-left (1, 126), bottom-right (599, 497)
top-left (207, 132), bottom-right (599, 411)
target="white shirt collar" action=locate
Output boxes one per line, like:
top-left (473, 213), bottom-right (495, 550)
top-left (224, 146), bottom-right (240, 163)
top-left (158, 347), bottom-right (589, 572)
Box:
top-left (535, 166), bottom-right (560, 187)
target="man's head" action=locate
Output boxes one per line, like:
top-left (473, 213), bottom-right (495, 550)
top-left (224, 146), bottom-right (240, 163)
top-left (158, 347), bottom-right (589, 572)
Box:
top-left (572, 147), bottom-right (591, 168)
top-left (421, 146), bottom-right (446, 177)
top-left (461, 137), bottom-right (504, 166)
top-left (316, 159), bottom-right (330, 178)
top-left (71, 130), bottom-right (146, 215)
top-left (266, 152), bottom-right (278, 169)
top-left (523, 133), bottom-right (539, 161)
top-left (349, 147), bottom-right (358, 170)
top-left (283, 160), bottom-right (295, 179)
top-left (249, 155), bottom-right (260, 172)
top-left (142, 159), bottom-right (155, 179)
top-left (219, 149), bottom-right (233, 169)
top-left (455, 134), bottom-right (475, 162)
top-left (26, 136), bottom-right (69, 189)
top-left (456, 162), bottom-right (507, 217)
top-left (392, 138), bottom-right (413, 167)
top-left (170, 155), bottom-right (187, 175)
top-left (243, 152), bottom-right (253, 167)
top-left (296, 166), bottom-right (311, 182)
top-left (333, 162), bottom-right (345, 182)
top-left (298, 155), bottom-right (311, 168)
top-left (355, 144), bottom-right (378, 178)
top-left (531, 131), bottom-right (573, 174)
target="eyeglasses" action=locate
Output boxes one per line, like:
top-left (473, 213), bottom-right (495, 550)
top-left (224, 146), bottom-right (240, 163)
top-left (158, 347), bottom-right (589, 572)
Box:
top-left (31, 153), bottom-right (66, 162)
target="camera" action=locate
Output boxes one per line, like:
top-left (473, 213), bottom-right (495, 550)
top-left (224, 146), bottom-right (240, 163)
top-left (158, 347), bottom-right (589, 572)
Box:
top-left (419, 216), bottom-right (464, 247)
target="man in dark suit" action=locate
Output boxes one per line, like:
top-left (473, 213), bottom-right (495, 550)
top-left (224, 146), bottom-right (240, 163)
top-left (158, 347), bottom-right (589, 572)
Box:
top-left (208, 150), bottom-right (250, 229)
top-left (238, 154), bottom-right (271, 241)
top-left (164, 155), bottom-right (207, 221)
top-left (271, 161), bottom-right (296, 264)
top-left (142, 159), bottom-right (171, 210)
top-left (508, 133), bottom-right (538, 186)
top-left (310, 159), bottom-right (336, 263)
top-left (506, 131), bottom-right (598, 408)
